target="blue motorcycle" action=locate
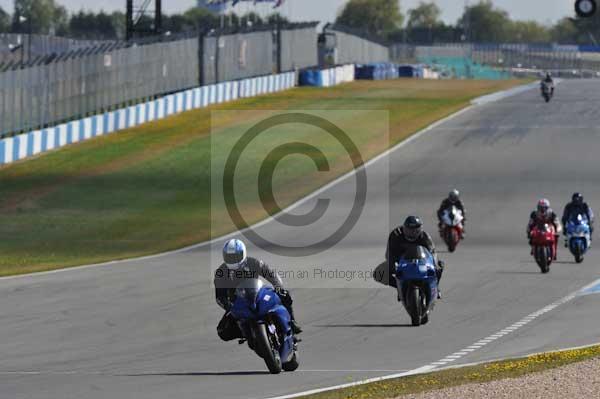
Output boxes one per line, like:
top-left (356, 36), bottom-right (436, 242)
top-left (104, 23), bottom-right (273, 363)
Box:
top-left (230, 279), bottom-right (299, 374)
top-left (566, 214), bottom-right (591, 264)
top-left (395, 246), bottom-right (439, 326)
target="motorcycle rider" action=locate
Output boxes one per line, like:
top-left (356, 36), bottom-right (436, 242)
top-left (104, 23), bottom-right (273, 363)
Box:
top-left (561, 192), bottom-right (594, 246)
top-left (541, 72), bottom-right (554, 95)
top-left (437, 189), bottom-right (466, 237)
top-left (527, 199), bottom-right (562, 260)
top-left (375, 216), bottom-right (445, 299)
top-left (214, 239), bottom-right (302, 342)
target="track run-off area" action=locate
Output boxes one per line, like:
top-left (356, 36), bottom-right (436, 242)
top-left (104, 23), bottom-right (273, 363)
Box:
top-left (1, 80), bottom-right (600, 399)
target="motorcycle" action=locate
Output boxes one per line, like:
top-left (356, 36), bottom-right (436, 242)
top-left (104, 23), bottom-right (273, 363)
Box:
top-left (530, 222), bottom-right (557, 273)
top-left (230, 279), bottom-right (299, 374)
top-left (440, 206), bottom-right (464, 252)
top-left (395, 246), bottom-right (439, 326)
top-left (541, 81), bottom-right (553, 103)
top-left (565, 214), bottom-right (591, 264)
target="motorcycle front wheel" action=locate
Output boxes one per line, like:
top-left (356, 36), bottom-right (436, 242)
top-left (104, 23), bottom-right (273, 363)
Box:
top-left (535, 246), bottom-right (550, 273)
top-left (445, 228), bottom-right (458, 252)
top-left (253, 323), bottom-right (282, 374)
top-left (407, 286), bottom-right (424, 326)
top-left (570, 239), bottom-right (585, 263)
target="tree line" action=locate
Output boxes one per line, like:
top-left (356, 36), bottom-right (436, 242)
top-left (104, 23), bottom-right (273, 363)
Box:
top-left (337, 0), bottom-right (600, 44)
top-left (2, 0), bottom-right (597, 45)
top-left (0, 0), bottom-right (289, 40)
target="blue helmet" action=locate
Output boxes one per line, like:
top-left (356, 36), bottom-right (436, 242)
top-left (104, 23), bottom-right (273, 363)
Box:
top-left (222, 239), bottom-right (247, 269)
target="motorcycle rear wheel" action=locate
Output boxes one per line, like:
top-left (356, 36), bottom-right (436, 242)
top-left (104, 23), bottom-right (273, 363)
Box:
top-left (282, 353), bottom-right (299, 372)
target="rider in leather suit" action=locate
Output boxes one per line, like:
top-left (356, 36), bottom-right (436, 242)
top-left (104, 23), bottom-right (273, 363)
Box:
top-left (527, 199), bottom-right (562, 259)
top-left (375, 216), bottom-right (445, 299)
top-left (214, 239), bottom-right (302, 341)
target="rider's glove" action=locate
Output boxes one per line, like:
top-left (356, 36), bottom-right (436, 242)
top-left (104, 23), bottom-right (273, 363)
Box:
top-left (217, 297), bottom-right (232, 311)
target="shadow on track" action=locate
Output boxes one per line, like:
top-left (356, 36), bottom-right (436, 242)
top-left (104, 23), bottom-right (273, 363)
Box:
top-left (495, 270), bottom-right (543, 275)
top-left (519, 261), bottom-right (579, 266)
top-left (315, 324), bottom-right (412, 328)
top-left (122, 371), bottom-right (270, 376)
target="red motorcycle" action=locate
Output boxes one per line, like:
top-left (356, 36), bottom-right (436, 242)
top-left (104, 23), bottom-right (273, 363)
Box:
top-left (440, 206), bottom-right (464, 252)
top-left (530, 223), bottom-right (557, 273)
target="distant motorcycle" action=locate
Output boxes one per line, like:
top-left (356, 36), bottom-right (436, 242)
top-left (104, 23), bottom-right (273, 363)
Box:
top-left (230, 279), bottom-right (299, 374)
top-left (541, 82), bottom-right (553, 103)
top-left (530, 223), bottom-right (557, 273)
top-left (565, 214), bottom-right (591, 263)
top-left (440, 206), bottom-right (464, 252)
top-left (395, 246), bottom-right (439, 326)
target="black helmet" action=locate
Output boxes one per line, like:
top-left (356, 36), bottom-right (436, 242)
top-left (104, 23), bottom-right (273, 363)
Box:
top-left (572, 192), bottom-right (584, 204)
top-left (402, 216), bottom-right (423, 242)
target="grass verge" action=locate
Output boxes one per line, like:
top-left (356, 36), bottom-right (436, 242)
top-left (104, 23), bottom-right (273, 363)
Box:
top-left (301, 344), bottom-right (600, 399)
top-left (0, 79), bottom-right (525, 275)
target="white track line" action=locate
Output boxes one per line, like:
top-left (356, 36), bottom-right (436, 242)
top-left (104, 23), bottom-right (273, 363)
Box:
top-left (0, 82), bottom-right (538, 282)
top-left (0, 86), bottom-right (509, 282)
top-left (265, 365), bottom-right (437, 399)
top-left (416, 277), bottom-right (600, 372)
top-left (266, 277), bottom-right (600, 399)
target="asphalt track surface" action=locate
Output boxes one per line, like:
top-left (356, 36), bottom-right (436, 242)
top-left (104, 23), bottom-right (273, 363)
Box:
top-left (2, 80), bottom-right (600, 399)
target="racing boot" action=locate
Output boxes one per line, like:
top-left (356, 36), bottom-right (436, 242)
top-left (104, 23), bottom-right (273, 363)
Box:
top-left (286, 305), bottom-right (302, 334)
top-left (291, 320), bottom-right (303, 334)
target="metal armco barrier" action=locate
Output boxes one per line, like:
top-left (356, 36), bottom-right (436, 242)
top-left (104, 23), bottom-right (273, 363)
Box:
top-left (0, 24), bottom-right (321, 139)
top-left (0, 71), bottom-right (297, 166)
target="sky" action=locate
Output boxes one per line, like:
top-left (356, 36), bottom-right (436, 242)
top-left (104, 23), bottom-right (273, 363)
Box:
top-left (0, 0), bottom-right (576, 26)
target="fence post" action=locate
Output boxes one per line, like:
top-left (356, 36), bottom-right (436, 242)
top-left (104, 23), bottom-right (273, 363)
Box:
top-left (276, 21), bottom-right (282, 73)
top-left (198, 31), bottom-right (205, 87)
top-left (215, 33), bottom-right (220, 84)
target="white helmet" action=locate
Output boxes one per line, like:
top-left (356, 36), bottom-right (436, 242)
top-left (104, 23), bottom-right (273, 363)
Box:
top-left (222, 239), bottom-right (247, 270)
top-left (449, 189), bottom-right (460, 202)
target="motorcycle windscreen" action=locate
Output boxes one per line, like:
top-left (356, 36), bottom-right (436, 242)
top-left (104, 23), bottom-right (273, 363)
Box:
top-left (402, 245), bottom-right (429, 261)
top-left (235, 279), bottom-right (264, 306)
top-left (397, 246), bottom-right (435, 279)
top-left (571, 214), bottom-right (589, 225)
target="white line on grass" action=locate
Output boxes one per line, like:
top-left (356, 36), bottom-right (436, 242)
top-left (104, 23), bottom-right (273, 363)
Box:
top-left (0, 81), bottom-right (524, 282)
